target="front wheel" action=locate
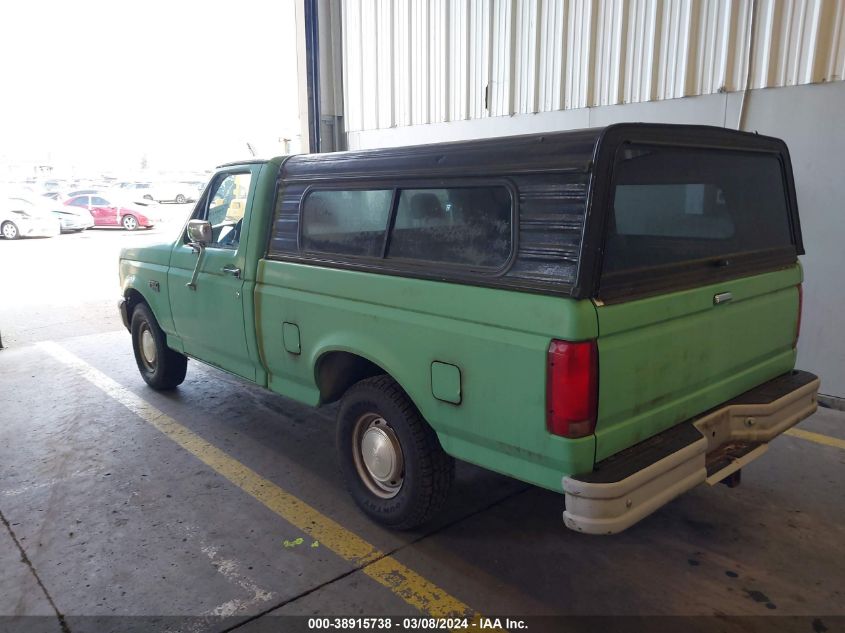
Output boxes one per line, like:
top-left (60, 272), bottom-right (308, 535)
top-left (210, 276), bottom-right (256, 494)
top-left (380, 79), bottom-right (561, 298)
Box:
top-left (130, 303), bottom-right (187, 390)
top-left (1, 221), bottom-right (19, 239)
top-left (337, 376), bottom-right (455, 529)
top-left (175, 194), bottom-right (186, 204)
top-left (122, 215), bottom-right (138, 231)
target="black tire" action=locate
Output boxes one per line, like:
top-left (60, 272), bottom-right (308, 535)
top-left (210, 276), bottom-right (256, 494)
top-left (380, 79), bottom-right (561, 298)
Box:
top-left (337, 375), bottom-right (454, 529)
top-left (122, 215), bottom-right (138, 231)
top-left (175, 194), bottom-right (186, 204)
top-left (1, 221), bottom-right (19, 240)
top-left (130, 303), bottom-right (187, 390)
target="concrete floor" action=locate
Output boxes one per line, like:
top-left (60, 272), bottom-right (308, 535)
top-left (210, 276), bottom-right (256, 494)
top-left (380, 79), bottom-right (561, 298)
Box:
top-left (1, 222), bottom-right (844, 632)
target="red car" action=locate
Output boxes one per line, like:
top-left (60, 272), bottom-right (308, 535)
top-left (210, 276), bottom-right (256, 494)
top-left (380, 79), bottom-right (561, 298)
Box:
top-left (64, 194), bottom-right (156, 231)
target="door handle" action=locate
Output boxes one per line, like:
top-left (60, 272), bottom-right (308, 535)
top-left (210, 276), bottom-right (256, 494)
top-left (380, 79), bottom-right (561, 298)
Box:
top-left (222, 265), bottom-right (241, 279)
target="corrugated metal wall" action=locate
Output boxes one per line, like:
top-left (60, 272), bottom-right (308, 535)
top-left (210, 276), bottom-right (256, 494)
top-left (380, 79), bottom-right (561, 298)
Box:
top-left (341, 0), bottom-right (845, 133)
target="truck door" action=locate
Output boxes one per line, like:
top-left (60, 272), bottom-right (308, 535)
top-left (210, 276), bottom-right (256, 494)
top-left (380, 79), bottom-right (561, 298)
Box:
top-left (167, 168), bottom-right (258, 380)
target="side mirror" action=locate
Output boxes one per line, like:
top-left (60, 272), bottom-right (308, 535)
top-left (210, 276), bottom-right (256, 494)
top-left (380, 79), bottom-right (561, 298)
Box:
top-left (185, 219), bottom-right (212, 290)
top-left (186, 219), bottom-right (212, 246)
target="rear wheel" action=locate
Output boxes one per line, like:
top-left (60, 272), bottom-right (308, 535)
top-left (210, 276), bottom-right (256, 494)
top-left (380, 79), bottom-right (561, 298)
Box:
top-left (122, 215), bottom-right (138, 231)
top-left (337, 375), bottom-right (454, 529)
top-left (175, 194), bottom-right (186, 204)
top-left (130, 303), bottom-right (187, 390)
top-left (1, 221), bottom-right (19, 239)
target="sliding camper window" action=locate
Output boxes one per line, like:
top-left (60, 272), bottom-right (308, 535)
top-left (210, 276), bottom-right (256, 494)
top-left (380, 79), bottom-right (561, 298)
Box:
top-left (300, 184), bottom-right (513, 271)
top-left (301, 189), bottom-right (393, 257)
top-left (602, 145), bottom-right (795, 284)
top-left (387, 186), bottom-right (512, 269)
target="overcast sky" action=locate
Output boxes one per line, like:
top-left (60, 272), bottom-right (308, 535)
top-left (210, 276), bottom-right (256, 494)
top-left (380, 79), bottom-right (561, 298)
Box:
top-left (0, 0), bottom-right (300, 175)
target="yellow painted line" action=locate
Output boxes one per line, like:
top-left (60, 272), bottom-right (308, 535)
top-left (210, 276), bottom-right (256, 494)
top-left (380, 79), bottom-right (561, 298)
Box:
top-left (38, 341), bottom-right (486, 622)
top-left (785, 427), bottom-right (845, 451)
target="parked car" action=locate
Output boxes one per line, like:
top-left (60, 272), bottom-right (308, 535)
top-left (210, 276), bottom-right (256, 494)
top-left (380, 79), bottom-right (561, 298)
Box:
top-left (111, 182), bottom-right (155, 202)
top-left (65, 194), bottom-right (156, 230)
top-left (10, 194), bottom-right (93, 232)
top-left (1, 196), bottom-right (61, 239)
top-left (118, 124), bottom-right (818, 534)
top-left (183, 180), bottom-right (207, 198)
top-left (65, 188), bottom-right (103, 198)
top-left (110, 182), bottom-right (195, 204)
top-left (149, 182), bottom-right (198, 204)
top-left (48, 201), bottom-right (95, 232)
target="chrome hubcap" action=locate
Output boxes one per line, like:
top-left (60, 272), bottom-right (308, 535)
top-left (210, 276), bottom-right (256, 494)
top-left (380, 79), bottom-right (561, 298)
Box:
top-left (140, 327), bottom-right (157, 369)
top-left (352, 414), bottom-right (404, 498)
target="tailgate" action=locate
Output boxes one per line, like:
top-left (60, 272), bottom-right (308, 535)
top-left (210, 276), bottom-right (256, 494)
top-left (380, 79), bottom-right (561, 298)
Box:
top-left (594, 267), bottom-right (800, 462)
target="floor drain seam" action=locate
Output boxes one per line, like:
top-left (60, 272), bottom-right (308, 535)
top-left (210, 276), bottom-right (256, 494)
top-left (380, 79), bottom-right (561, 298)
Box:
top-left (222, 564), bottom-right (367, 632)
top-left (0, 507), bottom-right (72, 633)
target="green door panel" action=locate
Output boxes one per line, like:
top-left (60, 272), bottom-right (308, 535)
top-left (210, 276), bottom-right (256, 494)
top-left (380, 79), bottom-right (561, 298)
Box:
top-left (594, 265), bottom-right (801, 462)
top-left (255, 260), bottom-right (598, 490)
top-left (168, 245), bottom-right (254, 380)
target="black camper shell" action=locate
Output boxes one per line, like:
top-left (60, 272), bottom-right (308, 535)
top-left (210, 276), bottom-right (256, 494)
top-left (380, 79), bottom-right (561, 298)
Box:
top-left (267, 123), bottom-right (804, 301)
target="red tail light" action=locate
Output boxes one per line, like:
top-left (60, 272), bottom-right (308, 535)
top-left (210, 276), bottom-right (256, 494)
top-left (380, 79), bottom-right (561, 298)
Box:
top-left (794, 284), bottom-right (803, 348)
top-left (546, 339), bottom-right (598, 439)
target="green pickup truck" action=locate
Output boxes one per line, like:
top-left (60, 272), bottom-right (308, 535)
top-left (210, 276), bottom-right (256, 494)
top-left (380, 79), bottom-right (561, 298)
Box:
top-left (118, 123), bottom-right (819, 534)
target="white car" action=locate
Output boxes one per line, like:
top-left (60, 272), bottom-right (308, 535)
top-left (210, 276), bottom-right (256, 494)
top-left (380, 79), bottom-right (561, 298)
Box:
top-left (47, 200), bottom-right (95, 232)
top-left (111, 181), bottom-right (197, 204)
top-left (1, 196), bottom-right (61, 239)
top-left (147, 182), bottom-right (198, 204)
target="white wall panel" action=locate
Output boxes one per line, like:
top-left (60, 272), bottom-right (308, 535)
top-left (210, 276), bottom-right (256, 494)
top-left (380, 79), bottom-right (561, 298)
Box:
top-left (342, 0), bottom-right (845, 132)
top-left (622, 0), bottom-right (658, 103)
top-left (392, 0), bottom-right (412, 127)
top-left (467, 0), bottom-right (492, 119)
top-left (537, 0), bottom-right (567, 111)
top-left (341, 0), bottom-right (362, 132)
top-left (490, 0), bottom-right (515, 115)
top-left (375, 0), bottom-right (394, 129)
top-left (410, 0), bottom-right (429, 125)
top-left (359, 0), bottom-right (379, 130)
top-left (429, 0), bottom-right (449, 123)
top-left (448, 0), bottom-right (469, 120)
top-left (564, 0), bottom-right (595, 109)
top-left (592, 0), bottom-right (624, 107)
top-left (514, 0), bottom-right (540, 114)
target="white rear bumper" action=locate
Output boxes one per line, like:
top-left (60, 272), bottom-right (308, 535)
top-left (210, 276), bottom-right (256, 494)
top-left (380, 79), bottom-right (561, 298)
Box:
top-left (562, 371), bottom-right (820, 535)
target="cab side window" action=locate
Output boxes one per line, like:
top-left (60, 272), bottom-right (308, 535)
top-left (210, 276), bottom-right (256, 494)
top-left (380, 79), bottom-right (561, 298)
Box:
top-left (195, 172), bottom-right (252, 249)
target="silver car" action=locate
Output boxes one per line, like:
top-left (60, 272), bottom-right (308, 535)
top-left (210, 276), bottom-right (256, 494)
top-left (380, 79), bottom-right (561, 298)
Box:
top-left (1, 196), bottom-right (61, 239)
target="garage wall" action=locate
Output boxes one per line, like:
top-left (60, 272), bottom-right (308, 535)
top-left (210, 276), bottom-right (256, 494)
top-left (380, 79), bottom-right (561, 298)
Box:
top-left (341, 0), bottom-right (845, 133)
